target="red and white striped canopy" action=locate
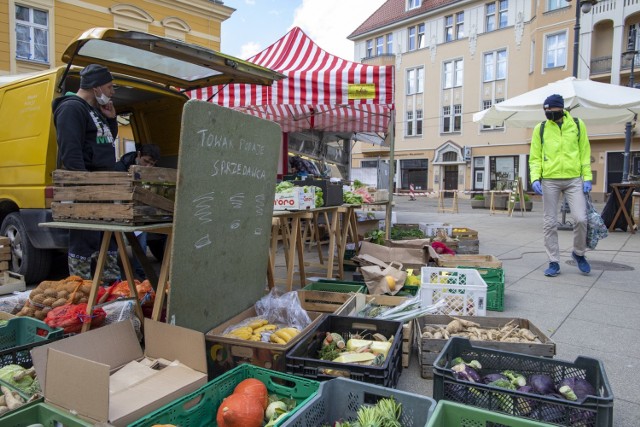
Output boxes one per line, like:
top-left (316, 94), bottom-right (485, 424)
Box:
top-left (188, 27), bottom-right (394, 134)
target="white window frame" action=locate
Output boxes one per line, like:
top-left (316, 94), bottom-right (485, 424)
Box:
top-left (483, 49), bottom-right (507, 82)
top-left (445, 15), bottom-right (454, 42)
top-left (481, 98), bottom-right (505, 130)
top-left (417, 23), bottom-right (426, 49)
top-left (547, 0), bottom-right (566, 11)
top-left (442, 104), bottom-right (463, 133)
top-left (386, 33), bottom-right (393, 54)
top-left (407, 0), bottom-right (421, 11)
top-left (366, 39), bottom-right (373, 58)
top-left (376, 36), bottom-right (384, 56)
top-left (544, 31), bottom-right (567, 69)
top-left (406, 110), bottom-right (414, 136)
top-left (408, 26), bottom-right (416, 51)
top-left (15, 2), bottom-right (49, 63)
top-left (444, 59), bottom-right (463, 88)
top-left (498, 0), bottom-right (508, 29)
top-left (406, 66), bottom-right (424, 95)
top-left (485, 3), bottom-right (496, 32)
top-left (456, 12), bottom-right (465, 39)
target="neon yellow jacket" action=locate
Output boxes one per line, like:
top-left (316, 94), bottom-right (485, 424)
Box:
top-left (529, 110), bottom-right (592, 183)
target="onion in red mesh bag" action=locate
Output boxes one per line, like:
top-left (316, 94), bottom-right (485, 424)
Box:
top-left (44, 303), bottom-right (107, 334)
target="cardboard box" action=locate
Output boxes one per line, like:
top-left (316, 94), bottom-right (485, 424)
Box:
top-left (30, 319), bottom-right (207, 427)
top-left (206, 306), bottom-right (326, 378)
top-left (274, 187), bottom-right (315, 210)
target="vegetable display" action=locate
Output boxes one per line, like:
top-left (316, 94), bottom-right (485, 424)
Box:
top-left (421, 318), bottom-right (541, 343)
top-left (317, 331), bottom-right (392, 367)
top-left (223, 318), bottom-right (300, 344)
top-left (319, 397), bottom-right (403, 427)
top-left (215, 378), bottom-right (299, 427)
top-left (0, 365), bottom-right (40, 415)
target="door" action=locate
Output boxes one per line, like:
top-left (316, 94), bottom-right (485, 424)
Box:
top-left (377, 161), bottom-right (390, 190)
top-left (474, 170), bottom-right (484, 190)
top-left (443, 165), bottom-right (458, 197)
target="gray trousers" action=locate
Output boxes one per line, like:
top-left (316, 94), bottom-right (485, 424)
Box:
top-left (542, 178), bottom-right (587, 263)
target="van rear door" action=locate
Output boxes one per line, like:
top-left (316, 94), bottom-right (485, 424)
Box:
top-left (61, 27), bottom-right (283, 90)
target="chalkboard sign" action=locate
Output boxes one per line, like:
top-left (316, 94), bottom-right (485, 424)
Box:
top-left (168, 100), bottom-right (281, 332)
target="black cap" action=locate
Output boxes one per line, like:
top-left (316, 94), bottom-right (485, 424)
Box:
top-left (543, 94), bottom-right (564, 109)
top-left (80, 64), bottom-right (113, 89)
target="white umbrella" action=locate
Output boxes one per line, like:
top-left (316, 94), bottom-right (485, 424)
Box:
top-left (473, 77), bottom-right (640, 127)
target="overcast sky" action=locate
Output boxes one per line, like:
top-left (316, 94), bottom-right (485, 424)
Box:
top-left (220, 0), bottom-right (386, 60)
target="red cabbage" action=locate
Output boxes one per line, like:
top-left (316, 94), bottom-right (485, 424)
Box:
top-left (529, 374), bottom-right (555, 395)
top-left (557, 377), bottom-right (596, 401)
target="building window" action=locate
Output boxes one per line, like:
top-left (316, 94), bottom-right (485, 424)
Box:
top-left (361, 160), bottom-right (379, 168)
top-left (366, 39), bottom-right (373, 58)
top-left (456, 12), bottom-right (465, 39)
top-left (400, 159), bottom-right (428, 190)
top-left (386, 33), bottom-right (393, 54)
top-left (483, 49), bottom-right (507, 81)
top-left (442, 104), bottom-right (462, 133)
top-left (443, 59), bottom-right (463, 88)
top-left (445, 15), bottom-right (454, 42)
top-left (406, 67), bottom-right (424, 95)
top-left (417, 24), bottom-right (425, 49)
top-left (15, 4), bottom-right (49, 62)
top-left (408, 24), bottom-right (425, 51)
top-left (490, 156), bottom-right (519, 190)
top-left (376, 36), bottom-right (384, 56)
top-left (486, 1), bottom-right (508, 32)
top-left (408, 27), bottom-right (416, 51)
top-left (406, 109), bottom-right (423, 136)
top-left (545, 32), bottom-right (567, 69)
top-left (407, 0), bottom-right (421, 11)
top-left (547, 0), bottom-right (567, 11)
top-left (481, 98), bottom-right (504, 129)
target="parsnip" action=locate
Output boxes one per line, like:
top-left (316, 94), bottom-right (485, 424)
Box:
top-left (1, 386), bottom-right (23, 410)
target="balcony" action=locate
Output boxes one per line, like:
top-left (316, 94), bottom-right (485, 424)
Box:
top-left (590, 56), bottom-right (612, 75)
top-left (361, 54), bottom-right (395, 66)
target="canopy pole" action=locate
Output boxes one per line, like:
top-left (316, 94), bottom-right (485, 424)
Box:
top-left (385, 110), bottom-right (395, 240)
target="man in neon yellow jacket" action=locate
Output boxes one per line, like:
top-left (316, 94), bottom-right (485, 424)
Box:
top-left (529, 94), bottom-right (592, 277)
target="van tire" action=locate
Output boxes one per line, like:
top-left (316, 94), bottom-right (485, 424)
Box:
top-left (0, 212), bottom-right (52, 284)
top-left (147, 238), bottom-right (165, 262)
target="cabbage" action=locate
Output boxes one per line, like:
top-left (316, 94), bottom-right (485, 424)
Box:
top-left (0, 364), bottom-right (39, 395)
top-left (529, 374), bottom-right (555, 395)
top-left (557, 377), bottom-right (596, 401)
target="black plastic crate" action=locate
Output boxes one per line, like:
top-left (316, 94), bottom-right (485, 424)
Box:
top-left (433, 338), bottom-right (614, 427)
top-left (286, 315), bottom-right (403, 388)
top-left (292, 178), bottom-right (343, 206)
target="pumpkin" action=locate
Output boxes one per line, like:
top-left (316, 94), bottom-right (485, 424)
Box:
top-left (216, 393), bottom-right (264, 427)
top-left (233, 378), bottom-right (269, 410)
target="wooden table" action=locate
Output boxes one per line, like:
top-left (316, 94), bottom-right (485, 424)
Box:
top-left (39, 221), bottom-right (173, 331)
top-left (609, 183), bottom-right (639, 234)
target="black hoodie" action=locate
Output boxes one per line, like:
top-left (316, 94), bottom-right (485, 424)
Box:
top-left (52, 93), bottom-right (118, 171)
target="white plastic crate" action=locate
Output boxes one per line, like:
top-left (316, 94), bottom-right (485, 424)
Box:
top-left (419, 222), bottom-right (452, 237)
top-left (420, 267), bottom-right (487, 316)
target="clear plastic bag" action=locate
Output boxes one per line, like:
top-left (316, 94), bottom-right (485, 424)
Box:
top-left (254, 288), bottom-right (312, 330)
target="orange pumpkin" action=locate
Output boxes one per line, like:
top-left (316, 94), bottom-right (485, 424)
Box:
top-left (216, 393), bottom-right (264, 427)
top-left (233, 378), bottom-right (269, 410)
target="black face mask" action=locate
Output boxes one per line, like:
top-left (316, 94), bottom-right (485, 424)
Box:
top-left (545, 110), bottom-right (564, 121)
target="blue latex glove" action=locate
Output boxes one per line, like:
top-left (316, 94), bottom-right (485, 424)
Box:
top-left (583, 180), bottom-right (592, 193)
top-left (532, 181), bottom-right (543, 195)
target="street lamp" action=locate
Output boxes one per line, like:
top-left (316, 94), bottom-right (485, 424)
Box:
top-left (622, 26), bottom-right (638, 183)
top-left (568, 0), bottom-right (599, 78)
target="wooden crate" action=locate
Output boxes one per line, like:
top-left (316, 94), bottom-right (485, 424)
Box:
top-left (436, 254), bottom-right (502, 268)
top-left (456, 239), bottom-right (480, 255)
top-left (51, 166), bottom-right (176, 225)
top-left (0, 236), bottom-right (10, 272)
top-left (0, 271), bottom-right (26, 295)
top-left (451, 227), bottom-right (478, 240)
top-left (415, 315), bottom-right (555, 379)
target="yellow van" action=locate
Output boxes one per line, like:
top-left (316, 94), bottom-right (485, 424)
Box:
top-left (0, 28), bottom-right (282, 283)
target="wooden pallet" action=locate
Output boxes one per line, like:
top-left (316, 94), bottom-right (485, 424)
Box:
top-left (51, 167), bottom-right (176, 225)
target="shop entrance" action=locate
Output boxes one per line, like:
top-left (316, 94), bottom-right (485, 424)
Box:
top-left (443, 165), bottom-right (458, 197)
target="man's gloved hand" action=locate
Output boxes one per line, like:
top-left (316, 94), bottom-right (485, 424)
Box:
top-left (532, 180), bottom-right (543, 195)
top-left (583, 180), bottom-right (592, 193)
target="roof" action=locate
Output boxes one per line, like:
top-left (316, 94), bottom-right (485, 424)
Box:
top-left (190, 27), bottom-right (395, 133)
top-left (349, 0), bottom-right (461, 39)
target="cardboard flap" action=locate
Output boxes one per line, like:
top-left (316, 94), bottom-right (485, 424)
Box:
top-left (31, 320), bottom-right (143, 391)
top-left (144, 319), bottom-right (207, 374)
top-left (45, 348), bottom-right (110, 423)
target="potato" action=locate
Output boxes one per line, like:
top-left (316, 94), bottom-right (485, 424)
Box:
top-left (34, 310), bottom-right (44, 320)
top-left (52, 298), bottom-right (67, 308)
top-left (78, 297), bottom-right (88, 304)
top-left (31, 293), bottom-right (46, 305)
top-left (43, 288), bottom-right (58, 297)
top-left (57, 290), bottom-right (69, 300)
top-left (42, 297), bottom-right (56, 307)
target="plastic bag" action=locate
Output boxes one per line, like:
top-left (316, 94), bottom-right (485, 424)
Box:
top-left (254, 288), bottom-right (312, 330)
top-left (586, 194), bottom-right (608, 249)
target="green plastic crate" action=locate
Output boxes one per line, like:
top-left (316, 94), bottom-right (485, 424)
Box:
top-left (0, 317), bottom-right (64, 370)
top-left (302, 282), bottom-right (366, 293)
top-left (0, 402), bottom-right (93, 426)
top-left (394, 284), bottom-right (420, 297)
top-left (459, 267), bottom-right (504, 312)
top-left (129, 364), bottom-right (320, 427)
top-left (427, 401), bottom-right (554, 427)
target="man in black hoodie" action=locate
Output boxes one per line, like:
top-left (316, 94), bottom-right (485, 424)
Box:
top-left (53, 64), bottom-right (121, 281)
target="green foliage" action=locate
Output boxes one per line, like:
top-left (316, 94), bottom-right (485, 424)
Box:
top-left (473, 194), bottom-right (485, 201)
top-left (390, 226), bottom-right (425, 240)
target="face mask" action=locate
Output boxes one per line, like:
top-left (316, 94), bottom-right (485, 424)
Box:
top-left (545, 110), bottom-right (564, 121)
top-left (95, 89), bottom-right (111, 106)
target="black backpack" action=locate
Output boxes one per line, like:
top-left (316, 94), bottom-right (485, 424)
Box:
top-left (539, 117), bottom-right (580, 145)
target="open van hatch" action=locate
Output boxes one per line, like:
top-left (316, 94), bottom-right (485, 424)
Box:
top-left (61, 27), bottom-right (284, 90)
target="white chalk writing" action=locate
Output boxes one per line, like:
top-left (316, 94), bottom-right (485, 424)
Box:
top-left (230, 220), bottom-right (241, 230)
top-left (197, 129), bottom-right (234, 150)
top-left (212, 160), bottom-right (266, 181)
top-left (255, 194), bottom-right (265, 216)
top-left (194, 234), bottom-right (212, 249)
top-left (238, 139), bottom-right (265, 156)
top-left (230, 193), bottom-right (245, 209)
top-left (193, 192), bottom-right (215, 224)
